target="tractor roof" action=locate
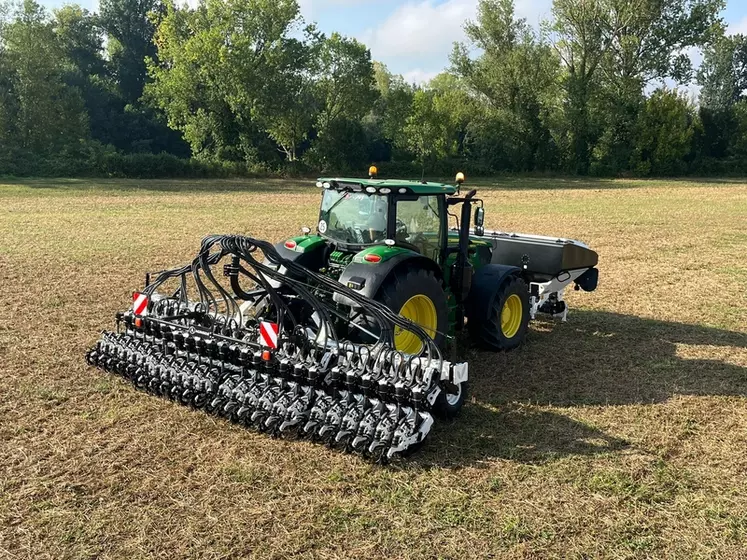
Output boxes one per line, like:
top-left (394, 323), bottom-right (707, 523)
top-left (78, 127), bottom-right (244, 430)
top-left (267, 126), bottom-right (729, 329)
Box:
top-left (317, 177), bottom-right (459, 196)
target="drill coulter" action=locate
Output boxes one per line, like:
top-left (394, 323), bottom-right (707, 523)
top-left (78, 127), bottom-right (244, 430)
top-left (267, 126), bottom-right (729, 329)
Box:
top-left (86, 234), bottom-right (468, 460)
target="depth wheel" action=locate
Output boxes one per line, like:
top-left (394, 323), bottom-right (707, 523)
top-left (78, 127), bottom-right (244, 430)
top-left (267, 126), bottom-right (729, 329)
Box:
top-left (433, 380), bottom-right (468, 419)
top-left (469, 275), bottom-right (530, 351)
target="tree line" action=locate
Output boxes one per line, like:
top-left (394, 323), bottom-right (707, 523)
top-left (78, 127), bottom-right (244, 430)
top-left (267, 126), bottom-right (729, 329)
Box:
top-left (1, 0), bottom-right (745, 178)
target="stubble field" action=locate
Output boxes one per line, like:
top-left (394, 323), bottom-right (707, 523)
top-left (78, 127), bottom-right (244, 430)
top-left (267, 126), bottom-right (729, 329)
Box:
top-left (0, 176), bottom-right (745, 559)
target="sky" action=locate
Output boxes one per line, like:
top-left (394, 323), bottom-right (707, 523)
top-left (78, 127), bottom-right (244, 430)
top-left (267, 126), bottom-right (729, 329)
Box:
top-left (39, 0), bottom-right (747, 85)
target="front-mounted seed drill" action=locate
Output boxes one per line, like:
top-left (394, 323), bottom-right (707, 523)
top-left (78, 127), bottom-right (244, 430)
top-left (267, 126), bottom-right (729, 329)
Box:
top-left (86, 170), bottom-right (599, 460)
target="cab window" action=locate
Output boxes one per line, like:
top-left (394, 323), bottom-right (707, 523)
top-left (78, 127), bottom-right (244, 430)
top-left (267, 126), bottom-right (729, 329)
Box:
top-left (319, 190), bottom-right (388, 245)
top-left (395, 195), bottom-right (443, 260)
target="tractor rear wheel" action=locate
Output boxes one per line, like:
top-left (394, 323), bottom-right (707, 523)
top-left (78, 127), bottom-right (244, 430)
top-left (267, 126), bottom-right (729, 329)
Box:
top-left (469, 275), bottom-right (530, 351)
top-left (375, 268), bottom-right (448, 355)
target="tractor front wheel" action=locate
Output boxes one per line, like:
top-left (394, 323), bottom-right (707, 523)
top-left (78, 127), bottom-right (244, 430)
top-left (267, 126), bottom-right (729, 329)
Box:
top-left (375, 268), bottom-right (467, 418)
top-left (469, 275), bottom-right (530, 351)
top-left (375, 268), bottom-right (448, 355)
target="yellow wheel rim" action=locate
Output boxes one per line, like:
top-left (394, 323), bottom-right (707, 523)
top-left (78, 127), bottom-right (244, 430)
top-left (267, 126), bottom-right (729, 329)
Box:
top-left (500, 294), bottom-right (523, 338)
top-left (395, 295), bottom-right (438, 354)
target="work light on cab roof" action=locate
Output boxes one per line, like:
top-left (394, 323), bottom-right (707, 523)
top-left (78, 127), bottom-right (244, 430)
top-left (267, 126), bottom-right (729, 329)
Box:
top-left (85, 166), bottom-right (599, 461)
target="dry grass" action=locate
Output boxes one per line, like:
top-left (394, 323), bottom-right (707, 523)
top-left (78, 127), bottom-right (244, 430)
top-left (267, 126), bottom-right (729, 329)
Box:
top-left (1, 176), bottom-right (746, 559)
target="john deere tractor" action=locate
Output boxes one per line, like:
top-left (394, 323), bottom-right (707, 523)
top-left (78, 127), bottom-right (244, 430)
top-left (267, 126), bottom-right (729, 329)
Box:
top-left (275, 170), bottom-right (598, 351)
top-left (86, 172), bottom-right (598, 460)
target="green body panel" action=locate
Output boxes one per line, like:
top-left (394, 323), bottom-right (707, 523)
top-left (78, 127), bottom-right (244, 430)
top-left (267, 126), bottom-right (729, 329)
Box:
top-left (446, 232), bottom-right (492, 249)
top-left (441, 235), bottom-right (493, 287)
top-left (318, 177), bottom-right (458, 196)
top-left (286, 234), bottom-right (326, 254)
top-left (352, 244), bottom-right (417, 264)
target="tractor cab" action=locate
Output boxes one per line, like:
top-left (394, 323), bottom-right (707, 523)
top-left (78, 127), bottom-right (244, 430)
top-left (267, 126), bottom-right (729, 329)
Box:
top-left (314, 173), bottom-right (466, 265)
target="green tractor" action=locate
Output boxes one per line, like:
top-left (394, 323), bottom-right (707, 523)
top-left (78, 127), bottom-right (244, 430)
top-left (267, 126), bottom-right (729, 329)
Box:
top-left (86, 172), bottom-right (598, 459)
top-left (276, 171), bottom-right (598, 354)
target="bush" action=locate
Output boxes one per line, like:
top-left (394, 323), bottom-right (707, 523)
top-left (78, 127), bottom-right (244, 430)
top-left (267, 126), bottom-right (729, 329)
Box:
top-left (0, 141), bottom-right (259, 178)
top-left (630, 90), bottom-right (698, 176)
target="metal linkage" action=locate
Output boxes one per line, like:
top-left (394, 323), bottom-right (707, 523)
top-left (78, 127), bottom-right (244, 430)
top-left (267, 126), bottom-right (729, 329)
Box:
top-left (528, 268), bottom-right (590, 322)
top-left (135, 234), bottom-right (444, 363)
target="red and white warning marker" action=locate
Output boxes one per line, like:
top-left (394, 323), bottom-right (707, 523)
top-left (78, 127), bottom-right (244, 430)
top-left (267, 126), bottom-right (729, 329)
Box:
top-left (259, 321), bottom-right (279, 349)
top-left (132, 292), bottom-right (149, 316)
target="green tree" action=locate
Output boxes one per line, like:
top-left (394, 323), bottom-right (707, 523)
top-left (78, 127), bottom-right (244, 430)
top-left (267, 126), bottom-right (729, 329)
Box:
top-left (365, 62), bottom-right (415, 160)
top-left (315, 34), bottom-right (376, 129)
top-left (148, 0), bottom-right (309, 164)
top-left (52, 4), bottom-right (113, 147)
top-left (551, 0), bottom-right (724, 175)
top-left (592, 0), bottom-right (723, 174)
top-left (597, 0), bottom-right (724, 88)
top-left (728, 99), bottom-right (747, 167)
top-left (261, 42), bottom-right (316, 162)
top-left (381, 73), bottom-right (472, 174)
top-left (403, 89), bottom-right (448, 173)
top-left (309, 33), bottom-right (377, 168)
top-left (1, 0), bottom-right (88, 165)
top-left (698, 34), bottom-right (747, 110)
top-left (0, 5), bottom-right (17, 165)
top-left (429, 73), bottom-right (475, 159)
top-left (695, 35), bottom-right (747, 161)
top-left (631, 89), bottom-right (698, 175)
top-left (451, 0), bottom-right (560, 171)
top-left (306, 117), bottom-right (369, 171)
top-left (53, 5), bottom-right (105, 78)
top-left (551, 0), bottom-right (608, 173)
top-left (100, 0), bottom-right (163, 104)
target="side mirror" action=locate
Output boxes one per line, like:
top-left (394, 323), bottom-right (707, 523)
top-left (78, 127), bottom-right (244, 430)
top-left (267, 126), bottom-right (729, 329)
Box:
top-left (474, 207), bottom-right (485, 236)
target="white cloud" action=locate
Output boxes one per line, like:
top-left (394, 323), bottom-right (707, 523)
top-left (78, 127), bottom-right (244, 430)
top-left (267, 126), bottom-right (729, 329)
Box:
top-left (515, 0), bottom-right (553, 27)
top-left (402, 68), bottom-right (440, 84)
top-left (299, 0), bottom-right (370, 21)
top-left (297, 0), bottom-right (314, 20)
top-left (358, 0), bottom-right (552, 77)
top-left (728, 16), bottom-right (747, 36)
top-left (359, 0), bottom-right (477, 59)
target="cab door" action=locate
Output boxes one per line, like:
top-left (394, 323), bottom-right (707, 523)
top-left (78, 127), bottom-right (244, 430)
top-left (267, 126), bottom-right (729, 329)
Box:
top-left (394, 194), bottom-right (445, 263)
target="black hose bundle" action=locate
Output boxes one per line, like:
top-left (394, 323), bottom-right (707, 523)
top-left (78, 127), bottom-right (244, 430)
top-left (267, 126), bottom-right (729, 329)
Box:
top-left (140, 234), bottom-right (443, 366)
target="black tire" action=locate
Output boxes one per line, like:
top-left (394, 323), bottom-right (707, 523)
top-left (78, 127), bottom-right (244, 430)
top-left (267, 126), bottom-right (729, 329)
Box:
top-left (433, 380), bottom-right (468, 419)
top-left (469, 275), bottom-right (530, 351)
top-left (375, 268), bottom-right (468, 418)
top-left (375, 267), bottom-right (449, 354)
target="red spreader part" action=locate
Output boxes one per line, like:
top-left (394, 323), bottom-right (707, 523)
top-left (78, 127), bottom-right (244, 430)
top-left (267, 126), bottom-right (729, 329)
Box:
top-left (132, 292), bottom-right (149, 316)
top-left (259, 321), bottom-right (279, 349)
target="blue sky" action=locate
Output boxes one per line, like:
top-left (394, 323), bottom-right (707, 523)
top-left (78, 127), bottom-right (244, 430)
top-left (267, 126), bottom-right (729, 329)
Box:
top-left (40, 0), bottom-right (747, 84)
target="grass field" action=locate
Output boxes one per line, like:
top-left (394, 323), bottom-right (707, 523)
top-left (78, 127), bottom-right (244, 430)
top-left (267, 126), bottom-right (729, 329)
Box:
top-left (1, 176), bottom-right (746, 559)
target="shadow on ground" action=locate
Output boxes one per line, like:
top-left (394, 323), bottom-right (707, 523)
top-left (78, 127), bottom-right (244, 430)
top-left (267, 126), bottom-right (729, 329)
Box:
top-left (467, 175), bottom-right (747, 191)
top-left (5, 176), bottom-right (747, 194)
top-left (0, 177), bottom-right (310, 193)
top-left (416, 311), bottom-right (746, 468)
